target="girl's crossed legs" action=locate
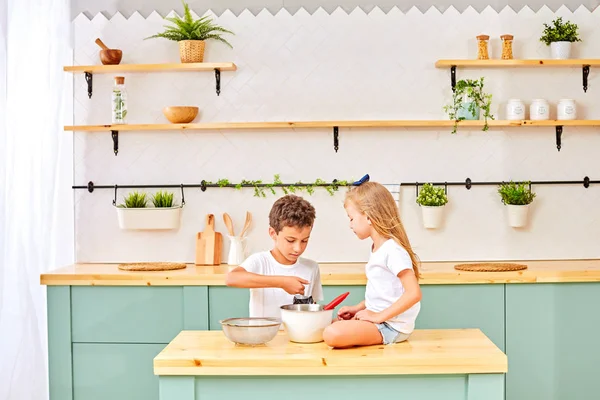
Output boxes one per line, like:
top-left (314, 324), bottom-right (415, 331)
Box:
top-left (323, 319), bottom-right (410, 349)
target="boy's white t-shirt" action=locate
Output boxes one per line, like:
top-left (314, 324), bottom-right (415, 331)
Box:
top-left (240, 251), bottom-right (324, 319)
top-left (365, 239), bottom-right (421, 334)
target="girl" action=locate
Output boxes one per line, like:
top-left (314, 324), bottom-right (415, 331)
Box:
top-left (323, 182), bottom-right (422, 348)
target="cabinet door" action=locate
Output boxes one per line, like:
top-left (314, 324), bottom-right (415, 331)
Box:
top-left (417, 285), bottom-right (505, 350)
top-left (506, 283), bottom-right (600, 400)
top-left (73, 343), bottom-right (165, 400)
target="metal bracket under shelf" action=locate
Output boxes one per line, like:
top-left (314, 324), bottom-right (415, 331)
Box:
top-left (215, 69), bottom-right (221, 96)
top-left (111, 130), bottom-right (119, 155)
top-left (450, 66), bottom-right (457, 92)
top-left (555, 126), bottom-right (563, 152)
top-left (583, 65), bottom-right (590, 93)
top-left (85, 72), bottom-right (93, 99)
top-left (333, 126), bottom-right (339, 152)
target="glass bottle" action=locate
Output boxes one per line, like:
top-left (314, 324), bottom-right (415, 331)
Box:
top-left (476, 35), bottom-right (490, 60)
top-left (111, 76), bottom-right (127, 124)
top-left (501, 34), bottom-right (514, 60)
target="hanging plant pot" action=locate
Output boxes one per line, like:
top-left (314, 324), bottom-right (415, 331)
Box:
top-left (457, 101), bottom-right (481, 120)
top-left (179, 40), bottom-right (205, 63)
top-left (421, 205), bottom-right (445, 229)
top-left (506, 204), bottom-right (530, 228)
top-left (115, 206), bottom-right (183, 230)
top-left (550, 41), bottom-right (572, 59)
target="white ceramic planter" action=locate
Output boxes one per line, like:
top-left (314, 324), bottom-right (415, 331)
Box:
top-left (421, 205), bottom-right (445, 229)
top-left (550, 41), bottom-right (572, 59)
top-left (115, 205), bottom-right (183, 230)
top-left (506, 204), bottom-right (530, 228)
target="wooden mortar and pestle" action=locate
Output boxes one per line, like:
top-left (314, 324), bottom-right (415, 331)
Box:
top-left (95, 38), bottom-right (122, 65)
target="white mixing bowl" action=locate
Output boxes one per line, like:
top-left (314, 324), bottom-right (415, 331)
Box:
top-left (280, 304), bottom-right (333, 343)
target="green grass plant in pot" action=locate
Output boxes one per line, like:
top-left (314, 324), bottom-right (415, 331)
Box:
top-left (497, 181), bottom-right (536, 228)
top-left (540, 17), bottom-right (581, 60)
top-left (145, 0), bottom-right (234, 63)
top-left (416, 183), bottom-right (449, 229)
top-left (116, 190), bottom-right (183, 230)
top-left (444, 78), bottom-right (494, 134)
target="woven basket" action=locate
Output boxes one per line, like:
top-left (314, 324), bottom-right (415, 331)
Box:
top-left (454, 263), bottom-right (527, 272)
top-left (118, 262), bottom-right (187, 271)
top-left (179, 40), bottom-right (205, 63)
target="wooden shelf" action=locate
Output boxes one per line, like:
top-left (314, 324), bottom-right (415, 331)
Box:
top-left (64, 62), bottom-right (237, 98)
top-left (64, 119), bottom-right (600, 132)
top-left (435, 59), bottom-right (600, 68)
top-left (63, 62), bottom-right (237, 73)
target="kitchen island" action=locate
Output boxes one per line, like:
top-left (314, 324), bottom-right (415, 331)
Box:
top-left (153, 329), bottom-right (507, 400)
top-left (41, 259), bottom-right (600, 400)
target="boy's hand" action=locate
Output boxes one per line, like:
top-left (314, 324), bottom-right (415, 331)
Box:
top-left (337, 305), bottom-right (358, 320)
top-left (279, 276), bottom-right (309, 295)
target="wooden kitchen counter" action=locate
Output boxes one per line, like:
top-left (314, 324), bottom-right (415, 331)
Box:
top-left (40, 259), bottom-right (600, 286)
top-left (153, 329), bottom-right (507, 376)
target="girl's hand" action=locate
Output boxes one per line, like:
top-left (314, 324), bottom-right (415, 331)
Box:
top-left (355, 309), bottom-right (384, 324)
top-left (337, 305), bottom-right (357, 320)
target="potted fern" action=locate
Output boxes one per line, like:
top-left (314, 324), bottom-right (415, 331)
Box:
top-left (443, 78), bottom-right (494, 134)
top-left (145, 0), bottom-right (234, 63)
top-left (416, 183), bottom-right (449, 229)
top-left (540, 17), bottom-right (581, 59)
top-left (497, 181), bottom-right (536, 228)
top-left (116, 190), bottom-right (183, 230)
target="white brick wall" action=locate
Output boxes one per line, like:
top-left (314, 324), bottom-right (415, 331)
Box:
top-left (72, 6), bottom-right (600, 263)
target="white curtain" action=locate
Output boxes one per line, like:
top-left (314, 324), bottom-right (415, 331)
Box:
top-left (0, 1), bottom-right (73, 399)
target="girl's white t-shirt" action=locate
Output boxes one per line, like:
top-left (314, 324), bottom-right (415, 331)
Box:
top-left (240, 251), bottom-right (324, 320)
top-left (365, 239), bottom-right (421, 334)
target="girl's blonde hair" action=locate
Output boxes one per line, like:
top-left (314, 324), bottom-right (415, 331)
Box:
top-left (345, 182), bottom-right (420, 279)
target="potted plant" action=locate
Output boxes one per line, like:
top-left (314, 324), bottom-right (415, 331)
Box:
top-left (443, 78), bottom-right (494, 134)
top-left (416, 183), bottom-right (449, 229)
top-left (145, 0), bottom-right (234, 63)
top-left (540, 17), bottom-right (582, 59)
top-left (116, 190), bottom-right (183, 230)
top-left (497, 181), bottom-right (536, 228)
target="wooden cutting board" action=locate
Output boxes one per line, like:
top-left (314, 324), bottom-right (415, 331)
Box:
top-left (195, 214), bottom-right (223, 265)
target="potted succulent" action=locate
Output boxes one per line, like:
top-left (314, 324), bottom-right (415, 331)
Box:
top-left (116, 190), bottom-right (183, 230)
top-left (540, 17), bottom-right (582, 59)
top-left (145, 0), bottom-right (234, 63)
top-left (444, 78), bottom-right (494, 134)
top-left (497, 181), bottom-right (536, 228)
top-left (416, 183), bottom-right (449, 229)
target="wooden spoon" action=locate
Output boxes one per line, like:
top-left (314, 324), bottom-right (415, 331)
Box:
top-left (95, 38), bottom-right (110, 50)
top-left (222, 213), bottom-right (235, 236)
top-left (240, 211), bottom-right (252, 238)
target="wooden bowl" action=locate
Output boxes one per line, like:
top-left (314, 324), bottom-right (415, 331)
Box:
top-left (162, 106), bottom-right (199, 124)
top-left (99, 49), bottom-right (122, 65)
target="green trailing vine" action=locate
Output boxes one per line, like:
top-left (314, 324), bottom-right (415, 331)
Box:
top-left (204, 175), bottom-right (351, 198)
top-left (443, 78), bottom-right (494, 134)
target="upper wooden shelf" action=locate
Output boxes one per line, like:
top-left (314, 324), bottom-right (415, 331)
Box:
top-left (63, 62), bottom-right (237, 73)
top-left (435, 59), bottom-right (600, 68)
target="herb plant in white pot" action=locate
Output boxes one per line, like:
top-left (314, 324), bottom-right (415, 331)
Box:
top-left (497, 181), bottom-right (536, 228)
top-left (416, 183), bottom-right (448, 229)
top-left (116, 190), bottom-right (183, 230)
top-left (540, 17), bottom-right (581, 60)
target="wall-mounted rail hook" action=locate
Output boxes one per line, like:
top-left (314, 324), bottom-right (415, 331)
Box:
top-left (111, 130), bottom-right (119, 155)
top-left (415, 182), bottom-right (420, 197)
top-left (583, 65), bottom-right (590, 93)
top-left (451, 66), bottom-right (457, 92)
top-left (112, 185), bottom-right (118, 206)
top-left (555, 126), bottom-right (563, 151)
top-left (200, 180), bottom-right (207, 192)
top-left (584, 176), bottom-right (590, 188)
top-left (181, 184), bottom-right (185, 205)
top-left (444, 182), bottom-right (448, 195)
top-left (85, 72), bottom-right (93, 99)
top-left (333, 126), bottom-right (339, 152)
top-left (87, 181), bottom-right (94, 193)
top-left (465, 178), bottom-right (472, 190)
top-left (214, 69), bottom-right (221, 96)
top-left (528, 182), bottom-right (532, 192)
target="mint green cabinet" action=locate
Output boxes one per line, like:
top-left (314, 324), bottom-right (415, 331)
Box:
top-left (73, 343), bottom-right (164, 400)
top-left (505, 283), bottom-right (600, 400)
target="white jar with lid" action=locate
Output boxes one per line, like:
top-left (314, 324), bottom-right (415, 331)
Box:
top-left (506, 99), bottom-right (525, 120)
top-left (530, 99), bottom-right (550, 120)
top-left (557, 99), bottom-right (576, 120)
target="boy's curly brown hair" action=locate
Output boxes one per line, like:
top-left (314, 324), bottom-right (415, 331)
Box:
top-left (269, 195), bottom-right (316, 233)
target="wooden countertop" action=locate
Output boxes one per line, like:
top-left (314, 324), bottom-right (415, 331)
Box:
top-left (40, 259), bottom-right (600, 286)
top-left (153, 329), bottom-right (507, 376)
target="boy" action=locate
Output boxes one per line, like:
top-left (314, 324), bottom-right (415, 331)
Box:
top-left (225, 194), bottom-right (323, 319)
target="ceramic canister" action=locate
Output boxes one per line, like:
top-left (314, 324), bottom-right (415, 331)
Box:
top-left (557, 99), bottom-right (576, 120)
top-left (506, 99), bottom-right (525, 120)
top-left (530, 99), bottom-right (550, 120)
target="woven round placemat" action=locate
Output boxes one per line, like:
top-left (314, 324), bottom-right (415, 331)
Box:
top-left (454, 263), bottom-right (528, 272)
top-left (118, 262), bottom-right (187, 271)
